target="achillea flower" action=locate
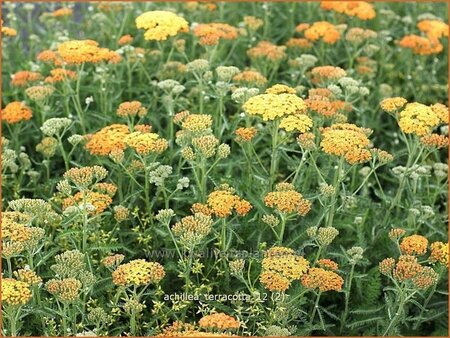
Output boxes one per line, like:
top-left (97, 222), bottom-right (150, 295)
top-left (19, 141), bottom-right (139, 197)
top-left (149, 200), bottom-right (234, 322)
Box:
top-left (393, 255), bottom-right (422, 282)
top-left (2, 25), bottom-right (17, 37)
top-left (101, 254), bottom-right (125, 269)
top-left (345, 27), bottom-right (377, 44)
top-left (46, 278), bottom-right (82, 302)
top-left (260, 247), bottom-right (309, 292)
top-left (398, 35), bottom-right (443, 55)
top-left (371, 148), bottom-right (394, 164)
top-left (310, 66), bottom-right (346, 84)
top-left (286, 38), bottom-right (313, 49)
top-left (45, 68), bottom-right (77, 83)
top-left (112, 259), bottom-right (165, 286)
top-left (63, 191), bottom-right (112, 215)
top-left (36, 137), bottom-right (58, 157)
top-left (297, 132), bottom-right (316, 150)
top-left (172, 213), bottom-right (213, 246)
top-left (429, 241), bottom-right (448, 265)
top-left (57, 40), bottom-right (121, 64)
top-left (85, 124), bottom-right (130, 156)
top-left (244, 16), bottom-right (264, 31)
top-left (199, 312), bottom-right (240, 330)
top-left (37, 50), bottom-right (63, 66)
top-left (93, 182), bottom-right (118, 197)
top-left (301, 267), bottom-right (344, 292)
top-left (379, 257), bottom-right (396, 275)
top-left (320, 123), bottom-right (371, 163)
top-left (247, 41), bottom-right (286, 62)
top-left (398, 102), bottom-right (440, 136)
top-left (304, 21), bottom-right (341, 44)
top-left (235, 127), bottom-right (257, 143)
top-left (430, 103), bottom-right (449, 124)
top-left (135, 11), bottom-right (189, 41)
top-left (412, 266), bottom-right (439, 289)
top-left (116, 101), bottom-right (148, 118)
top-left (306, 95), bottom-right (349, 117)
top-left (243, 84), bottom-right (307, 121)
top-left (14, 268), bottom-right (42, 285)
top-left (388, 228), bottom-right (406, 241)
top-left (50, 8), bottom-right (72, 17)
top-left (400, 235), bottom-right (428, 255)
top-left (124, 132), bottom-right (169, 155)
top-left (193, 23), bottom-right (239, 46)
top-left (113, 206), bottom-right (130, 222)
top-left (63, 166), bottom-right (108, 188)
top-left (264, 183), bottom-right (311, 215)
top-left (420, 134), bottom-right (448, 149)
top-left (2, 278), bottom-right (32, 306)
top-left (181, 114), bottom-right (213, 132)
top-left (2, 101), bottom-right (33, 124)
top-left (320, 1), bottom-right (376, 20)
top-left (279, 114), bottom-right (313, 133)
top-left (25, 85), bottom-right (55, 101)
top-left (317, 227), bottom-right (339, 246)
top-left (417, 20), bottom-right (448, 40)
top-left (11, 71), bottom-right (42, 87)
top-left (118, 34), bottom-right (133, 45)
top-left (191, 135), bottom-right (219, 158)
top-left (380, 97), bottom-right (408, 113)
top-left (318, 258), bottom-right (339, 271)
top-left (344, 148), bottom-right (372, 165)
top-left (233, 69), bottom-right (267, 86)
top-left (207, 185), bottom-right (252, 217)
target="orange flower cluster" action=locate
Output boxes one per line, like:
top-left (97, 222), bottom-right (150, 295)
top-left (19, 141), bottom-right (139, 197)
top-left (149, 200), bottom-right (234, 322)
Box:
top-left (205, 185), bottom-right (252, 217)
top-left (306, 90), bottom-right (350, 117)
top-left (233, 69), bottom-right (267, 86)
top-left (11, 71), bottom-right (42, 87)
top-left (235, 127), bottom-right (257, 142)
top-left (320, 1), bottom-right (376, 20)
top-left (301, 267), bottom-right (344, 292)
top-left (417, 20), bottom-right (448, 40)
top-left (320, 123), bottom-right (373, 165)
top-left (286, 38), bottom-right (312, 50)
top-left (85, 124), bottom-right (130, 156)
top-left (310, 66), bottom-right (346, 84)
top-left (2, 101), bottom-right (33, 124)
top-left (260, 246), bottom-right (310, 292)
top-left (63, 191), bottom-right (112, 215)
top-left (264, 183), bottom-right (311, 215)
top-left (118, 34), bottom-right (134, 45)
top-left (247, 41), bottom-right (286, 62)
top-left (45, 68), bottom-right (77, 84)
top-left (304, 21), bottom-right (341, 44)
top-left (116, 101), bottom-right (148, 118)
top-left (37, 50), bottom-right (63, 66)
top-left (199, 312), bottom-right (240, 330)
top-left (57, 40), bottom-right (121, 65)
top-left (420, 134), bottom-right (448, 149)
top-left (318, 258), bottom-right (339, 271)
top-left (51, 8), bottom-right (73, 17)
top-left (193, 23), bottom-right (238, 45)
top-left (400, 235), bottom-right (428, 255)
top-left (398, 35), bottom-right (443, 55)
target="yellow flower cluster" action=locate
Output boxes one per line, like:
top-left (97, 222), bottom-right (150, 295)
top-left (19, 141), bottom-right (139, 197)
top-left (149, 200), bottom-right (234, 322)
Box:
top-left (429, 242), bottom-right (448, 266)
top-left (206, 185), bottom-right (252, 218)
top-left (260, 246), bottom-right (309, 292)
top-left (124, 131), bottom-right (169, 155)
top-left (198, 312), bottom-right (240, 330)
top-left (301, 267), bottom-right (344, 292)
top-left (2, 278), bottom-right (32, 306)
top-left (112, 259), bottom-right (165, 286)
top-left (398, 102), bottom-right (441, 136)
top-left (57, 40), bottom-right (121, 65)
top-left (380, 97), bottom-right (408, 113)
top-left (264, 182), bottom-right (311, 215)
top-left (135, 11), bottom-right (189, 41)
top-left (242, 84), bottom-right (307, 121)
top-left (279, 114), bottom-right (313, 133)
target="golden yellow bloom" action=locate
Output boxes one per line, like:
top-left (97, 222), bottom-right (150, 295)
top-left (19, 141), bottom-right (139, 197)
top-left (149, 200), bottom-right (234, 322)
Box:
top-left (265, 84), bottom-right (297, 95)
top-left (235, 127), bottom-right (257, 142)
top-left (191, 135), bottom-right (219, 158)
top-left (63, 191), bottom-right (112, 215)
top-left (181, 114), bottom-right (213, 132)
top-left (2, 278), bottom-right (32, 306)
top-left (116, 101), bottom-right (148, 118)
top-left (57, 40), bottom-right (121, 65)
top-left (398, 102), bottom-right (440, 136)
top-left (2, 25), bottom-right (17, 37)
top-left (11, 70), bottom-right (42, 87)
top-left (417, 20), bottom-right (448, 40)
top-left (304, 21), bottom-right (341, 44)
top-left (199, 312), bottom-right (240, 330)
top-left (243, 85), bottom-right (307, 121)
top-left (2, 101), bottom-right (33, 124)
top-left (193, 23), bottom-right (238, 46)
top-left (136, 11), bottom-right (189, 41)
top-left (320, 1), bottom-right (376, 20)
top-left (260, 247), bottom-right (309, 292)
top-left (400, 235), bottom-right (428, 255)
top-left (264, 183), bottom-right (311, 215)
top-left (279, 114), bottom-right (313, 133)
top-left (301, 267), bottom-right (344, 292)
top-left (124, 131), bottom-right (169, 155)
top-left (430, 103), bottom-right (449, 124)
top-left (112, 259), bottom-right (165, 286)
top-left (380, 97), bottom-right (408, 113)
top-left (207, 185), bottom-right (252, 218)
top-left (429, 241), bottom-right (448, 266)
top-left (85, 124), bottom-right (130, 156)
top-left (247, 41), bottom-right (286, 62)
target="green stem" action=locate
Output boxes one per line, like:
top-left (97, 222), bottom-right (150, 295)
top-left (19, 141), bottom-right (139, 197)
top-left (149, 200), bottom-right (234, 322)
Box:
top-left (340, 263), bottom-right (356, 333)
